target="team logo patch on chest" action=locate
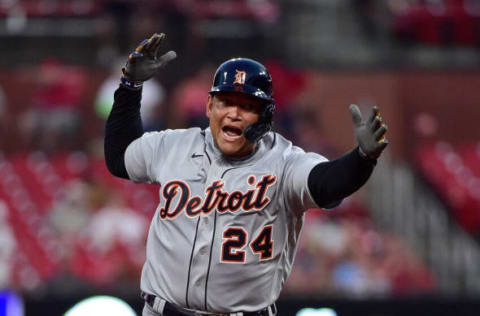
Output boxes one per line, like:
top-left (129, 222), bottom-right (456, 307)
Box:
top-left (159, 175), bottom-right (276, 219)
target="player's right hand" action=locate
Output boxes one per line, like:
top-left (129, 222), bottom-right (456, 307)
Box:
top-left (122, 33), bottom-right (177, 83)
top-left (349, 104), bottom-right (388, 160)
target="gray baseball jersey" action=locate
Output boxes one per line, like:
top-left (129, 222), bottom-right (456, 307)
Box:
top-left (124, 127), bottom-right (328, 313)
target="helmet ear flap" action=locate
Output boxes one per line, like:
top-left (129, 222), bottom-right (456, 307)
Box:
top-left (244, 103), bottom-right (275, 143)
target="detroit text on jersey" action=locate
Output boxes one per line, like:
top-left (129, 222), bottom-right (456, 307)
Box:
top-left (159, 175), bottom-right (277, 219)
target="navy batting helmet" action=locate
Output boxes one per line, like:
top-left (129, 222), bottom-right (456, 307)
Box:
top-left (209, 57), bottom-right (275, 143)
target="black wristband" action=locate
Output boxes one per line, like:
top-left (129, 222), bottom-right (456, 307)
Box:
top-left (120, 76), bottom-right (143, 90)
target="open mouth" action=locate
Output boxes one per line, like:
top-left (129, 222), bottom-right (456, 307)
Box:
top-left (222, 125), bottom-right (243, 139)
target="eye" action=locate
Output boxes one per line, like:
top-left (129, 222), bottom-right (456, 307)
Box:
top-left (216, 97), bottom-right (230, 107)
top-left (243, 104), bottom-right (254, 111)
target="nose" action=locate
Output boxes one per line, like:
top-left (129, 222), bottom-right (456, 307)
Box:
top-left (226, 104), bottom-right (241, 120)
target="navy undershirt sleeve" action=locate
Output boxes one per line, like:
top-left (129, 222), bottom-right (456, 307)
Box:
top-left (104, 85), bottom-right (144, 179)
top-left (307, 147), bottom-right (376, 208)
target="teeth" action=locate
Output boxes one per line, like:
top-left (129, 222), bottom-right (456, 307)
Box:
top-left (223, 127), bottom-right (242, 137)
top-left (223, 130), bottom-right (241, 139)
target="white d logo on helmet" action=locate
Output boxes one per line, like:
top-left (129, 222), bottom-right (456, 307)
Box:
top-left (233, 70), bottom-right (246, 85)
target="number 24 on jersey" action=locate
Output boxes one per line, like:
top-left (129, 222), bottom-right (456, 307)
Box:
top-left (221, 225), bottom-right (273, 263)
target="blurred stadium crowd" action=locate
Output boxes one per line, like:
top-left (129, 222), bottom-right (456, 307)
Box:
top-left (0, 0), bottom-right (479, 305)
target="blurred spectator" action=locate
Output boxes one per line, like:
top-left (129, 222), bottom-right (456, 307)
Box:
top-left (69, 185), bottom-right (148, 286)
top-left (332, 251), bottom-right (371, 297)
top-left (0, 201), bottom-right (16, 289)
top-left (263, 61), bottom-right (306, 138)
top-left (284, 206), bottom-right (435, 298)
top-left (381, 237), bottom-right (435, 295)
top-left (19, 58), bottom-right (87, 153)
top-left (413, 111), bottom-right (439, 154)
top-left (264, 61), bottom-right (307, 112)
top-left (290, 102), bottom-right (339, 159)
top-left (83, 191), bottom-right (147, 263)
top-left (95, 15), bottom-right (121, 68)
top-left (170, 63), bottom-right (215, 128)
top-left (48, 179), bottom-right (91, 262)
top-left (95, 57), bottom-right (166, 131)
top-left (414, 111), bottom-right (439, 139)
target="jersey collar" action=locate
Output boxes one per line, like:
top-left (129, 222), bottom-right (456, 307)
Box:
top-left (203, 127), bottom-right (272, 166)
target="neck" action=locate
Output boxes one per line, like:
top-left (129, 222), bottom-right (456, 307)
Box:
top-left (213, 141), bottom-right (257, 160)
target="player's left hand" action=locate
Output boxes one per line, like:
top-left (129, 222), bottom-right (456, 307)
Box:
top-left (349, 104), bottom-right (388, 160)
top-left (122, 33), bottom-right (177, 83)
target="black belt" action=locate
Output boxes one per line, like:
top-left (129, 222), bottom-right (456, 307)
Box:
top-left (142, 292), bottom-right (276, 316)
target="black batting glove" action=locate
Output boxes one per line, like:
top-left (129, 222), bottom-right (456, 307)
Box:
top-left (349, 104), bottom-right (388, 160)
top-left (121, 33), bottom-right (177, 89)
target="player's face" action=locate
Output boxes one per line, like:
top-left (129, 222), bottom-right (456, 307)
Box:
top-left (206, 92), bottom-right (263, 158)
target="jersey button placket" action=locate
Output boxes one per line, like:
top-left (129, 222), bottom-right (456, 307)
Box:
top-left (186, 162), bottom-right (221, 309)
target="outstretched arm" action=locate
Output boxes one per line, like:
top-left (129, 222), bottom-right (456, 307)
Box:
top-left (104, 87), bottom-right (144, 179)
top-left (307, 105), bottom-right (388, 208)
top-left (104, 33), bottom-right (176, 179)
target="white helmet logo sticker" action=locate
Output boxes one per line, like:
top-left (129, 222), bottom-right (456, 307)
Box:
top-left (233, 70), bottom-right (246, 85)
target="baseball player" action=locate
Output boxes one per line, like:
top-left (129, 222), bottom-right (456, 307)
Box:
top-left (104, 33), bottom-right (388, 316)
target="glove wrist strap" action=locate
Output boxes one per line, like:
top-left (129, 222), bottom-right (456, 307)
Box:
top-left (120, 76), bottom-right (143, 90)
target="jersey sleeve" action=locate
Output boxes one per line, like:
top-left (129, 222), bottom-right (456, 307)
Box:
top-left (282, 148), bottom-right (328, 213)
top-left (124, 130), bottom-right (167, 183)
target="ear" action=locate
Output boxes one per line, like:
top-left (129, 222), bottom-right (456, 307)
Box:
top-left (206, 94), bottom-right (213, 118)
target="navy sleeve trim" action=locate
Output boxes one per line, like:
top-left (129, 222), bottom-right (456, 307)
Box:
top-left (307, 147), bottom-right (376, 208)
top-left (104, 85), bottom-right (144, 179)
